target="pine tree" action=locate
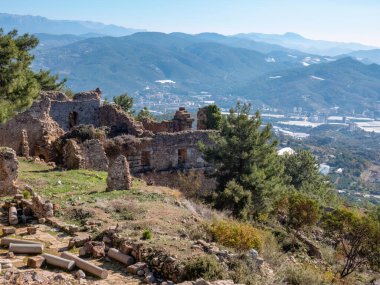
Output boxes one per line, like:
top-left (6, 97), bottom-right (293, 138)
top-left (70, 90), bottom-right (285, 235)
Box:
top-left (200, 104), bottom-right (222, 130)
top-left (201, 103), bottom-right (286, 218)
top-left (136, 107), bottom-right (155, 121)
top-left (282, 150), bottom-right (338, 206)
top-left (113, 92), bottom-right (134, 114)
top-left (0, 29), bottom-right (64, 122)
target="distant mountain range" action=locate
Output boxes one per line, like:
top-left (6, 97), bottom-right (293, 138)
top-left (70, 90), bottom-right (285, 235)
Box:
top-left (235, 32), bottom-right (377, 56)
top-left (239, 57), bottom-right (380, 113)
top-left (32, 32), bottom-right (330, 96)
top-left (2, 13), bottom-right (380, 114)
top-left (347, 49), bottom-right (380, 65)
top-left (0, 13), bottom-right (143, 36)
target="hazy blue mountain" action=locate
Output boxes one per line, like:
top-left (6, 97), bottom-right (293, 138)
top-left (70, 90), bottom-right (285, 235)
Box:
top-left (31, 32), bottom-right (380, 114)
top-left (238, 57), bottom-right (380, 113)
top-left (234, 32), bottom-right (377, 56)
top-left (32, 32), bottom-right (307, 96)
top-left (346, 49), bottom-right (380, 65)
top-left (33, 33), bottom-right (92, 51)
top-left (0, 13), bottom-right (143, 36)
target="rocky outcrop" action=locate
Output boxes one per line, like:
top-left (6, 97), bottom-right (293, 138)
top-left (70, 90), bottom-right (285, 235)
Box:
top-left (0, 148), bottom-right (18, 196)
top-left (107, 155), bottom-right (132, 191)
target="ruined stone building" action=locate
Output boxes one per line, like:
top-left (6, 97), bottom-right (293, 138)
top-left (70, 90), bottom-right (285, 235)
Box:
top-left (0, 89), bottom-right (213, 174)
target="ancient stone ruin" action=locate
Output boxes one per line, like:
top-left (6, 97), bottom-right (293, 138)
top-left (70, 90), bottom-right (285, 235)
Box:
top-left (107, 155), bottom-right (132, 191)
top-left (0, 148), bottom-right (19, 196)
top-left (0, 89), bottom-right (214, 175)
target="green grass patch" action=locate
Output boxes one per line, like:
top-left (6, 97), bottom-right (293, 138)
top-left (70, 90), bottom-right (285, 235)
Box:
top-left (18, 159), bottom-right (151, 205)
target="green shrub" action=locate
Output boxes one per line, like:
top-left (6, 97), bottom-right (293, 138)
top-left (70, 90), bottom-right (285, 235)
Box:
top-left (66, 207), bottom-right (95, 225)
top-left (229, 256), bottom-right (259, 285)
top-left (288, 192), bottom-right (321, 230)
top-left (209, 220), bottom-right (262, 251)
top-left (142, 229), bottom-right (152, 240)
top-left (184, 255), bottom-right (227, 281)
top-left (23, 190), bottom-right (31, 199)
top-left (281, 264), bottom-right (326, 285)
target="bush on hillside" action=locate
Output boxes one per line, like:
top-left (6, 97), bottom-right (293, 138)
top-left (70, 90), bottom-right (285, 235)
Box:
top-left (287, 192), bottom-right (321, 231)
top-left (209, 220), bottom-right (261, 251)
top-left (184, 255), bottom-right (227, 281)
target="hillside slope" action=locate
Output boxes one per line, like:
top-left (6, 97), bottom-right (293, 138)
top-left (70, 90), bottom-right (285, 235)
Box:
top-left (239, 57), bottom-right (380, 113)
top-left (32, 32), bottom-right (305, 96)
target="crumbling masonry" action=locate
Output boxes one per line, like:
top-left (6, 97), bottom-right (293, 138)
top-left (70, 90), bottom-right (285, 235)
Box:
top-left (0, 89), bottom-right (213, 174)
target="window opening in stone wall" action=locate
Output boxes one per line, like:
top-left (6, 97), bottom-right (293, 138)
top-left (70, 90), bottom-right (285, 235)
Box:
top-left (69, 111), bottom-right (78, 129)
top-left (178, 148), bottom-right (188, 165)
top-left (141, 151), bottom-right (151, 167)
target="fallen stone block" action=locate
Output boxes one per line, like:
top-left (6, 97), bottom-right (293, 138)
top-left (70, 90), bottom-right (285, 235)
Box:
top-left (127, 262), bottom-right (147, 275)
top-left (38, 218), bottom-right (46, 224)
top-left (42, 253), bottom-right (75, 270)
top-left (68, 235), bottom-right (91, 249)
top-left (119, 242), bottom-right (133, 255)
top-left (26, 227), bottom-right (37, 235)
top-left (27, 256), bottom-right (46, 268)
top-left (2, 227), bottom-right (16, 236)
top-left (75, 269), bottom-right (86, 280)
top-left (8, 206), bottom-right (18, 225)
top-left (14, 194), bottom-right (23, 200)
top-left (107, 248), bottom-right (134, 266)
top-left (9, 243), bottom-right (44, 254)
top-left (61, 252), bottom-right (108, 279)
top-left (1, 237), bottom-right (41, 246)
top-left (82, 241), bottom-right (105, 258)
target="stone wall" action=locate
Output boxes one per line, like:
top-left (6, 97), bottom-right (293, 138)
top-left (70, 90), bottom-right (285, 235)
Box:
top-left (63, 139), bottom-right (109, 171)
top-left (100, 104), bottom-right (145, 137)
top-left (81, 139), bottom-right (109, 171)
top-left (105, 131), bottom-right (214, 173)
top-left (148, 131), bottom-right (213, 171)
top-left (63, 139), bottom-right (83, 169)
top-left (0, 89), bottom-right (213, 176)
top-left (0, 97), bottom-right (64, 159)
top-left (0, 148), bottom-right (18, 196)
top-left (197, 108), bottom-right (208, 130)
top-left (49, 99), bottom-right (101, 131)
top-left (142, 107), bottom-right (195, 133)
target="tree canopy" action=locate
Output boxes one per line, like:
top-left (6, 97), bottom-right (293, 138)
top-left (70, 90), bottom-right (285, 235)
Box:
top-left (0, 29), bottom-right (65, 122)
top-left (282, 150), bottom-right (338, 205)
top-left (201, 103), bottom-right (285, 219)
top-left (201, 104), bottom-right (222, 130)
top-left (136, 107), bottom-right (155, 121)
top-left (113, 92), bottom-right (134, 114)
top-left (322, 208), bottom-right (380, 278)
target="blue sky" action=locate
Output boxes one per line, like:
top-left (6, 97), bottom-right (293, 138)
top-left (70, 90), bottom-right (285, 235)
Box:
top-left (1, 0), bottom-right (380, 46)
